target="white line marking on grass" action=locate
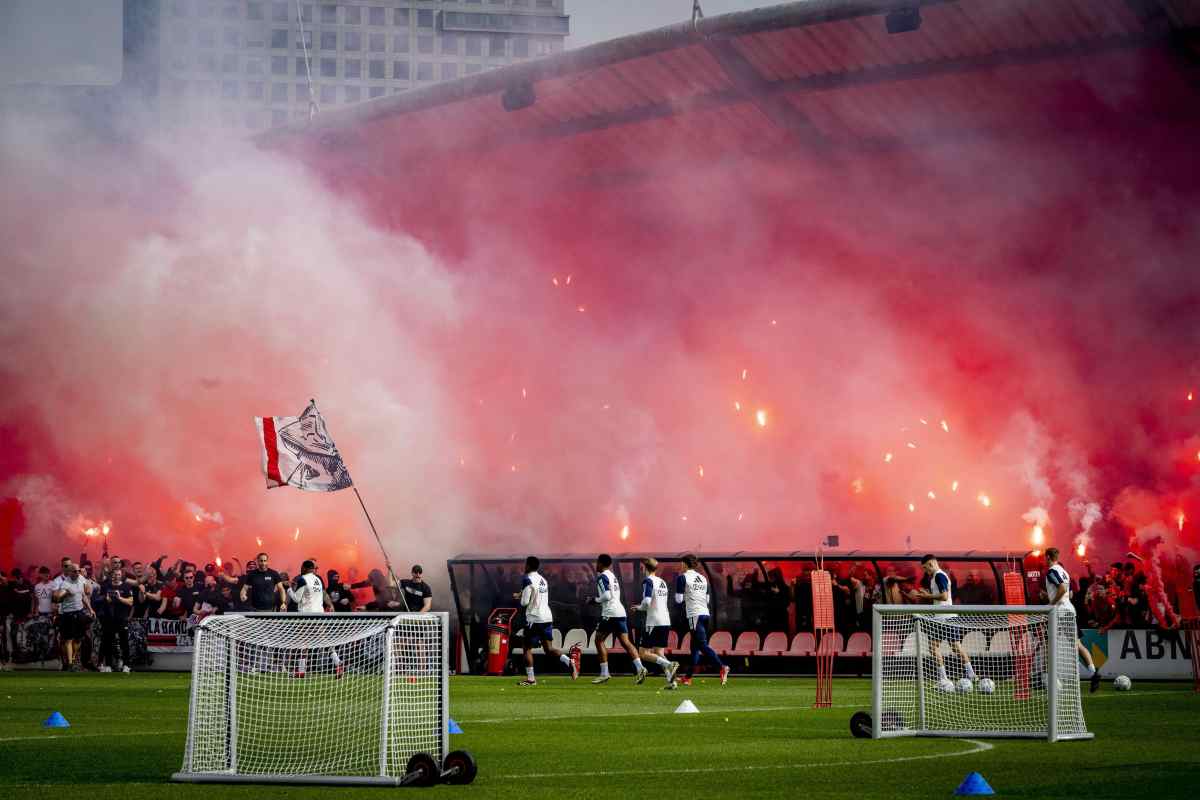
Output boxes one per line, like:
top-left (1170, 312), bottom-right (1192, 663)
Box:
top-left (459, 704), bottom-right (832, 724)
top-left (497, 738), bottom-right (994, 780)
top-left (0, 729), bottom-right (182, 743)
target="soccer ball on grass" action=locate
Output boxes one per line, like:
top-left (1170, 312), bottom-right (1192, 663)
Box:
top-left (977, 677), bottom-right (995, 695)
top-left (955, 677), bottom-right (973, 694)
top-left (1114, 675), bottom-right (1132, 691)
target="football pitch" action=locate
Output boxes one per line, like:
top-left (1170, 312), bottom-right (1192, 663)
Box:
top-left (1, 673), bottom-right (1197, 798)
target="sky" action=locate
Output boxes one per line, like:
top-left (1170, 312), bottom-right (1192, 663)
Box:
top-left (568, 0), bottom-right (772, 48)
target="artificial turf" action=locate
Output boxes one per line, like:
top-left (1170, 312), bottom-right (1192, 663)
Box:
top-left (0, 671), bottom-right (1196, 798)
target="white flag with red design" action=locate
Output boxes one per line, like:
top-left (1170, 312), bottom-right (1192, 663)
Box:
top-left (254, 400), bottom-right (353, 491)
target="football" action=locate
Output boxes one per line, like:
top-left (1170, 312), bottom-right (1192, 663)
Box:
top-left (938, 678), bottom-right (956, 693)
top-left (1114, 675), bottom-right (1132, 691)
top-left (956, 677), bottom-right (974, 694)
top-left (978, 677), bottom-right (996, 694)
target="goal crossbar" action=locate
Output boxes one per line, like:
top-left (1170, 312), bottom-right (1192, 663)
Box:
top-left (173, 611), bottom-right (449, 786)
top-left (871, 604), bottom-right (1093, 743)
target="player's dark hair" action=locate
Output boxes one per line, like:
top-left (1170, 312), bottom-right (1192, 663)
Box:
top-left (597, 553), bottom-right (613, 568)
top-left (1045, 547), bottom-right (1060, 562)
top-left (682, 554), bottom-right (699, 569)
top-left (256, 552), bottom-right (268, 560)
top-left (920, 554), bottom-right (936, 565)
top-left (301, 559), bottom-right (316, 573)
top-left (642, 557), bottom-right (658, 572)
top-left (525, 556), bottom-right (540, 572)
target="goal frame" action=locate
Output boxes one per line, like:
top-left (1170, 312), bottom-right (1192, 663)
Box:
top-left (172, 611), bottom-right (450, 786)
top-left (871, 604), bottom-right (1093, 743)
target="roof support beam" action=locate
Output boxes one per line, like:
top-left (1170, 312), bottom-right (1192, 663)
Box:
top-left (701, 38), bottom-right (831, 151)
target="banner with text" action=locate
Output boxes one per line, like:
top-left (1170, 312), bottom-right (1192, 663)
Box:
top-left (1081, 628), bottom-right (1193, 680)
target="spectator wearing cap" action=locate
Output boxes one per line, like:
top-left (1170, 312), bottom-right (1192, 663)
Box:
top-left (326, 570), bottom-right (354, 612)
top-left (400, 565), bottom-right (433, 612)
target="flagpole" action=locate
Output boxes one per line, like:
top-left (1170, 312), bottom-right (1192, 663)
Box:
top-left (351, 485), bottom-right (410, 612)
top-left (308, 399), bottom-right (410, 612)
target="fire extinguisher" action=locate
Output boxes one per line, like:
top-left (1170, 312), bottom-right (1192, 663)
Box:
top-left (486, 608), bottom-right (519, 676)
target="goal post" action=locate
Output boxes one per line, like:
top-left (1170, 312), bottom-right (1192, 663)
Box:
top-left (871, 604), bottom-right (1092, 742)
top-left (173, 612), bottom-right (449, 786)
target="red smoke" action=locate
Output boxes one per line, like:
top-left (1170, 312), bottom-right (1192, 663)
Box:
top-left (2, 44), bottom-right (1199, 588)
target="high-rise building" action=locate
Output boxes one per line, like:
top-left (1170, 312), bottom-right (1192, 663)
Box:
top-left (158, 0), bottom-right (569, 133)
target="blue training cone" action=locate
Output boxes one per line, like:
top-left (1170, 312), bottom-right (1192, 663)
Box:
top-left (43, 711), bottom-right (70, 728)
top-left (954, 772), bottom-right (995, 796)
top-left (448, 718), bottom-right (463, 734)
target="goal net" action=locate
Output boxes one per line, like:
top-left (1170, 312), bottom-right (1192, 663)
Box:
top-left (173, 612), bottom-right (449, 785)
top-left (872, 604), bottom-right (1092, 742)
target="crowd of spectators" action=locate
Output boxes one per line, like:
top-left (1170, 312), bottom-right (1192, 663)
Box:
top-left (0, 552), bottom-right (433, 672)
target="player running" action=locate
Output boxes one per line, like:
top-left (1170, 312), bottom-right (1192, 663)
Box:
top-left (910, 554), bottom-right (978, 687)
top-left (287, 560), bottom-right (342, 679)
top-left (517, 556), bottom-right (579, 685)
top-left (1045, 547), bottom-right (1102, 693)
top-left (674, 554), bottom-right (729, 687)
top-left (591, 554), bottom-right (647, 684)
top-left (633, 558), bottom-right (680, 687)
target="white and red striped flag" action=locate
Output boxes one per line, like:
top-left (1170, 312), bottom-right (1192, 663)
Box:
top-left (254, 400), bottom-right (353, 491)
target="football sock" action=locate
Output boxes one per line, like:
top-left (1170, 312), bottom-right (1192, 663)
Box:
top-left (297, 658), bottom-right (306, 673)
top-left (964, 663), bottom-right (976, 680)
top-left (599, 662), bottom-right (610, 678)
top-left (937, 665), bottom-right (948, 681)
top-left (330, 650), bottom-right (342, 667)
top-left (526, 667), bottom-right (535, 680)
top-left (559, 654), bottom-right (572, 667)
top-left (632, 658), bottom-right (644, 672)
top-left (655, 655), bottom-right (672, 668)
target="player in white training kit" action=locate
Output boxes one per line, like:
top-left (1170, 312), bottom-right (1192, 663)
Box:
top-left (633, 558), bottom-right (680, 687)
top-left (592, 553), bottom-right (648, 684)
top-left (287, 559), bottom-right (342, 678)
top-left (675, 554), bottom-right (729, 686)
top-left (517, 556), bottom-right (580, 685)
top-left (1045, 547), bottom-right (1101, 693)
top-left (910, 554), bottom-right (977, 687)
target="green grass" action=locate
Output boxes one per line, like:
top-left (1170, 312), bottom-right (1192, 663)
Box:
top-left (0, 672), bottom-right (1197, 798)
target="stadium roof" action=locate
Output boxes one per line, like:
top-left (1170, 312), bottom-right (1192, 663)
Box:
top-left (263, 0), bottom-right (1200, 182)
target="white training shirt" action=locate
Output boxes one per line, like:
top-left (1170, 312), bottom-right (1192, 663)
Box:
top-left (675, 569), bottom-right (710, 619)
top-left (54, 575), bottom-right (89, 613)
top-left (289, 572), bottom-right (326, 612)
top-left (34, 580), bottom-right (55, 613)
top-left (595, 569), bottom-right (626, 618)
top-left (520, 571), bottom-right (553, 624)
top-left (1045, 563), bottom-right (1073, 609)
top-left (930, 569), bottom-right (953, 606)
top-left (639, 575), bottom-right (671, 628)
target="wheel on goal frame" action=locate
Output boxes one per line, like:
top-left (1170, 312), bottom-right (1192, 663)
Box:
top-left (401, 753), bottom-right (440, 787)
top-left (441, 749), bottom-right (478, 784)
top-left (849, 711), bottom-right (872, 738)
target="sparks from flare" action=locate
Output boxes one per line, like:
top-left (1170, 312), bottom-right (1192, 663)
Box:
top-left (978, 493), bottom-right (991, 508)
top-left (906, 442), bottom-right (916, 449)
top-left (851, 478), bottom-right (864, 494)
top-left (1189, 391), bottom-right (1194, 401)
top-left (1178, 512), bottom-right (1186, 532)
top-left (733, 401), bottom-right (742, 412)
top-left (1076, 542), bottom-right (1087, 557)
top-left (940, 419), bottom-right (949, 433)
top-left (1031, 525), bottom-right (1044, 545)
top-left (697, 465), bottom-right (705, 478)
top-left (620, 524), bottom-right (630, 541)
top-left (919, 418), bottom-right (928, 425)
top-left (755, 409), bottom-right (767, 427)
top-left (927, 490), bottom-right (936, 500)
top-left (256, 537), bottom-right (263, 547)
top-left (293, 527), bottom-right (300, 542)
top-left (741, 368), bottom-right (748, 381)
top-left (215, 556), bottom-right (222, 568)
top-left (951, 480), bottom-right (959, 492)
top-left (907, 503), bottom-right (916, 513)
top-left (194, 514), bottom-right (202, 522)
top-left (883, 452), bottom-right (893, 463)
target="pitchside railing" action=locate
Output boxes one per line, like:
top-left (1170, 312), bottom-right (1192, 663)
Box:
top-left (871, 604), bottom-right (1092, 742)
